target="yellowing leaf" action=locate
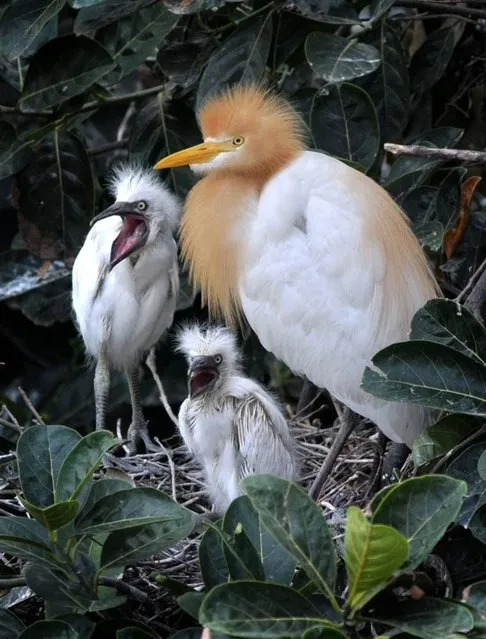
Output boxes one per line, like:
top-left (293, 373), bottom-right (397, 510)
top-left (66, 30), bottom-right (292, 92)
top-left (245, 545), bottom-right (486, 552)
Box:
top-left (345, 506), bottom-right (408, 610)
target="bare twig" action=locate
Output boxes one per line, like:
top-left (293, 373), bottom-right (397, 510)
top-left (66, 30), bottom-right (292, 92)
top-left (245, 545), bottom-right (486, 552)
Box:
top-left (431, 424), bottom-right (486, 473)
top-left (0, 576), bottom-right (27, 588)
top-left (0, 417), bottom-right (22, 433)
top-left (455, 256), bottom-right (486, 323)
top-left (98, 576), bottom-right (149, 603)
top-left (17, 387), bottom-right (45, 425)
top-left (145, 348), bottom-right (180, 429)
top-left (385, 142), bottom-right (486, 163)
top-left (397, 0), bottom-right (486, 18)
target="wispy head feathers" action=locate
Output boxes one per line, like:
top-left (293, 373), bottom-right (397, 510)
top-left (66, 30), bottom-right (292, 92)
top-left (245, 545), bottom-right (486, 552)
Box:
top-left (175, 322), bottom-right (242, 373)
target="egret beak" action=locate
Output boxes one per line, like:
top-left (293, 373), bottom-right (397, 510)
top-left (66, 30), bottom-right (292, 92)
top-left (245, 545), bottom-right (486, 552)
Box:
top-left (90, 202), bottom-right (149, 272)
top-left (153, 141), bottom-right (234, 170)
top-left (188, 355), bottom-right (219, 398)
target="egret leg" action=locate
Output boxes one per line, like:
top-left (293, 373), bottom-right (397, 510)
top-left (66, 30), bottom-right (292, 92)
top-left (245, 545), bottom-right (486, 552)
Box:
top-left (126, 367), bottom-right (159, 454)
top-left (381, 442), bottom-right (409, 486)
top-left (94, 347), bottom-right (110, 431)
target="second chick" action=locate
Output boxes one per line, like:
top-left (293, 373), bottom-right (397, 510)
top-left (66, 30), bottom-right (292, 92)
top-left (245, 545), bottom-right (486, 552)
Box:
top-left (176, 324), bottom-right (299, 513)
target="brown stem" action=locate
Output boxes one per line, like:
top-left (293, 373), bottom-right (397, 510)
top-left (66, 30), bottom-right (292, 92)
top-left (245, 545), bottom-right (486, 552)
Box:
top-left (385, 143), bottom-right (486, 163)
top-left (98, 576), bottom-right (149, 603)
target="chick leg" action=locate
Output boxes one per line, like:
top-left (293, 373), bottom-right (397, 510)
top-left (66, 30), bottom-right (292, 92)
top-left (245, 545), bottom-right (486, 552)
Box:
top-left (94, 346), bottom-right (110, 431)
top-left (126, 367), bottom-right (159, 454)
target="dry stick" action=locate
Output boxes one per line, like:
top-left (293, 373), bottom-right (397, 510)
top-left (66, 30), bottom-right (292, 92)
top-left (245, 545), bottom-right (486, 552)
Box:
top-left (17, 387), bottom-right (45, 425)
top-left (145, 348), bottom-right (180, 429)
top-left (385, 143), bottom-right (486, 163)
top-left (98, 576), bottom-right (149, 603)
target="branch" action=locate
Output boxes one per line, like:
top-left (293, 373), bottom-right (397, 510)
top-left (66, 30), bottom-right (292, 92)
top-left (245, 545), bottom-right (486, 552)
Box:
top-left (98, 576), bottom-right (149, 603)
top-left (385, 143), bottom-right (486, 163)
top-left (397, 0), bottom-right (486, 18)
top-left (146, 348), bottom-right (180, 429)
top-left (0, 576), bottom-right (27, 588)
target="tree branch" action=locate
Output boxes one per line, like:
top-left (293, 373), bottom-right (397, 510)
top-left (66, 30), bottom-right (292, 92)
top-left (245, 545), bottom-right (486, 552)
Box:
top-left (0, 576), bottom-right (27, 588)
top-left (98, 576), bottom-right (149, 603)
top-left (385, 142), bottom-right (486, 163)
top-left (397, 0), bottom-right (486, 18)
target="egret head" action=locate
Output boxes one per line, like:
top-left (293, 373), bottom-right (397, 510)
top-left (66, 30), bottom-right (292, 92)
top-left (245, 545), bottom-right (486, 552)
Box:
top-left (176, 323), bottom-right (242, 399)
top-left (154, 85), bottom-right (306, 180)
top-left (90, 164), bottom-right (180, 271)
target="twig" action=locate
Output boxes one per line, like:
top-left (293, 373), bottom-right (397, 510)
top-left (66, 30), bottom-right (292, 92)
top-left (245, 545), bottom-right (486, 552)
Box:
top-left (98, 576), bottom-right (149, 603)
top-left (0, 417), bottom-right (22, 433)
top-left (397, 0), bottom-right (486, 18)
top-left (385, 142), bottom-right (486, 163)
top-left (456, 256), bottom-right (486, 302)
top-left (145, 349), bottom-right (180, 429)
top-left (0, 576), bottom-right (27, 588)
top-left (17, 387), bottom-right (45, 425)
top-left (1, 405), bottom-right (21, 431)
top-left (155, 437), bottom-right (178, 503)
top-left (431, 424), bottom-right (486, 473)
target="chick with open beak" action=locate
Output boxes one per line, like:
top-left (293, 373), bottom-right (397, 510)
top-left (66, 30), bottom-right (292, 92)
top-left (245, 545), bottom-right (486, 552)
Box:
top-left (72, 165), bottom-right (180, 454)
top-left (176, 323), bottom-right (299, 513)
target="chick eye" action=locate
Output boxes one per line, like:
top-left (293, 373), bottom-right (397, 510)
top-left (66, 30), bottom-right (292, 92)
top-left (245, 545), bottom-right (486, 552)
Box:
top-left (232, 136), bottom-right (245, 147)
top-left (214, 354), bottom-right (222, 364)
top-left (137, 200), bottom-right (147, 211)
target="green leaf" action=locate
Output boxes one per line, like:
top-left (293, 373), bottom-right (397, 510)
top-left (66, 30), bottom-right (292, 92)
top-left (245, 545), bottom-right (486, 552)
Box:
top-left (242, 475), bottom-right (336, 599)
top-left (223, 496), bottom-right (296, 585)
top-left (371, 475), bottom-right (467, 569)
top-left (310, 83), bottom-right (380, 172)
top-left (0, 609), bottom-right (25, 639)
top-left (77, 486), bottom-right (192, 534)
top-left (16, 131), bottom-right (95, 262)
top-left (0, 516), bottom-right (55, 564)
top-left (345, 506), bottom-right (408, 610)
top-left (369, 0), bottom-right (397, 21)
top-left (362, 340), bottom-right (486, 415)
top-left (303, 627), bottom-right (348, 639)
top-left (177, 591), bottom-right (205, 619)
top-left (199, 523), bottom-right (229, 588)
top-left (282, 0), bottom-right (359, 25)
top-left (446, 443), bottom-right (486, 527)
top-left (412, 414), bottom-right (481, 466)
top-left (17, 425), bottom-right (81, 508)
top-left (100, 516), bottom-right (196, 571)
top-left (200, 581), bottom-right (338, 638)
top-left (19, 35), bottom-right (115, 110)
top-left (410, 28), bottom-right (456, 92)
top-left (463, 580), bottom-right (486, 629)
top-left (157, 41), bottom-right (213, 89)
top-left (18, 620), bottom-right (79, 639)
top-left (170, 631), bottom-right (206, 639)
top-left (74, 0), bottom-right (147, 33)
top-left (55, 614), bottom-right (96, 639)
top-left (196, 12), bottom-right (273, 112)
top-left (366, 598), bottom-right (474, 639)
top-left (56, 430), bottom-right (115, 502)
top-left (0, 0), bottom-right (65, 59)
top-left (116, 629), bottom-right (158, 639)
top-left (220, 522), bottom-right (265, 582)
top-left (410, 300), bottom-right (486, 366)
top-left (78, 477), bottom-right (133, 521)
top-left (0, 122), bottom-right (33, 180)
top-left (479, 450), bottom-right (486, 480)
top-left (305, 33), bottom-right (380, 83)
top-left (470, 503), bottom-right (486, 543)
top-left (20, 498), bottom-right (80, 532)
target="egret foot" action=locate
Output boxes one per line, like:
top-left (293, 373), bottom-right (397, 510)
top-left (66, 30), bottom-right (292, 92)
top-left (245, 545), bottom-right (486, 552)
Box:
top-left (94, 348), bottom-right (110, 431)
top-left (126, 367), bottom-right (159, 455)
top-left (381, 442), bottom-right (409, 486)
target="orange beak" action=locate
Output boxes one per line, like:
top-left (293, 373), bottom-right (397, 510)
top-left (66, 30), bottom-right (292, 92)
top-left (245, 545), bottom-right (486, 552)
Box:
top-left (153, 140), bottom-right (235, 170)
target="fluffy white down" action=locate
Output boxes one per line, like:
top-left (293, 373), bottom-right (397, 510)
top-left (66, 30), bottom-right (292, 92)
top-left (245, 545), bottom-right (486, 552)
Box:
top-left (240, 151), bottom-right (435, 446)
top-left (72, 170), bottom-right (180, 371)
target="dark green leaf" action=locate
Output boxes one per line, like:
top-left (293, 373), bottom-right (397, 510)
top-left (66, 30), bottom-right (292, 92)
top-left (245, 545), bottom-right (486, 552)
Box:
top-left (0, 122), bottom-right (33, 180)
top-left (220, 522), bottom-right (265, 582)
top-left (6, 277), bottom-right (73, 326)
top-left (20, 498), bottom-right (80, 532)
top-left (303, 627), bottom-right (348, 639)
top-left (446, 442), bottom-right (486, 527)
top-left (74, 0), bottom-right (147, 34)
top-left (0, 516), bottom-right (55, 564)
top-left (78, 477), bottom-right (134, 522)
top-left (224, 496), bottom-right (296, 585)
top-left (0, 251), bottom-right (70, 303)
top-left (311, 83), bottom-right (380, 171)
top-left (170, 631), bottom-right (205, 639)
top-left (410, 28), bottom-right (456, 92)
top-left (371, 475), bottom-right (467, 569)
top-left (479, 450), bottom-right (486, 480)
top-left (177, 591), bottom-right (204, 619)
top-left (69, 0), bottom-right (105, 6)
top-left (18, 620), bottom-right (79, 639)
top-left (345, 506), bottom-right (408, 609)
top-left (116, 629), bottom-right (158, 639)
top-left (56, 614), bottom-right (96, 639)
top-left (157, 41), bottom-right (213, 88)
top-left (463, 580), bottom-right (486, 625)
top-left (470, 503), bottom-right (486, 543)
top-left (306, 33), bottom-right (380, 83)
top-left (17, 425), bottom-right (81, 508)
top-left (0, 609), bottom-right (25, 639)
top-left (370, 0), bottom-right (397, 21)
top-left (366, 598), bottom-right (473, 638)
top-left (282, 0), bottom-right (359, 25)
top-left (410, 299), bottom-right (486, 366)
top-left (20, 35), bottom-right (115, 110)
top-left (196, 12), bottom-right (273, 111)
top-left (56, 431), bottom-right (115, 502)
top-left (0, 0), bottom-right (65, 59)
top-left (243, 475), bottom-right (336, 599)
top-left (362, 340), bottom-right (486, 415)
top-left (16, 131), bottom-right (95, 263)
top-left (412, 414), bottom-right (482, 466)
top-left (200, 581), bottom-right (338, 637)
top-left (199, 524), bottom-right (229, 588)
top-left (78, 486), bottom-right (193, 534)
top-left (436, 168), bottom-right (463, 232)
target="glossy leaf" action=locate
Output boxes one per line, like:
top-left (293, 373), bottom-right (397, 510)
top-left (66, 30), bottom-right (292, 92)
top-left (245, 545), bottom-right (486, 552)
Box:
top-left (20, 498), bottom-right (80, 532)
top-left (446, 442), bottom-right (486, 527)
top-left (371, 475), bottom-right (467, 569)
top-left (0, 122), bottom-right (33, 180)
top-left (0, 0), bottom-right (65, 59)
top-left (410, 27), bottom-right (456, 92)
top-left (412, 414), bottom-right (482, 466)
top-left (199, 524), bottom-right (229, 588)
top-left (157, 41), bottom-right (213, 88)
top-left (74, 0), bottom-right (145, 33)
top-left (0, 609), bottom-right (25, 639)
top-left (370, 0), bottom-right (397, 21)
top-left (55, 614), bottom-right (96, 639)
top-left (20, 35), bottom-right (115, 110)
top-left (77, 477), bottom-right (134, 522)
top-left (196, 12), bottom-right (273, 111)
top-left (306, 33), bottom-right (380, 83)
top-left (17, 425), bottom-right (81, 508)
top-left (345, 506), bottom-right (408, 609)
top-left (200, 581), bottom-right (337, 637)
top-left (243, 475), bottom-right (336, 599)
top-left (303, 628), bottom-right (348, 639)
top-left (362, 340), bottom-right (486, 415)
top-left (56, 430), bottom-right (115, 502)
top-left (410, 299), bottom-right (486, 366)
top-left (177, 591), bottom-right (204, 619)
top-left (310, 83), bottom-right (380, 171)
top-left (0, 516), bottom-right (55, 564)
top-left (18, 620), bottom-right (79, 639)
top-left (220, 523), bottom-right (265, 582)
top-left (282, 0), bottom-right (359, 25)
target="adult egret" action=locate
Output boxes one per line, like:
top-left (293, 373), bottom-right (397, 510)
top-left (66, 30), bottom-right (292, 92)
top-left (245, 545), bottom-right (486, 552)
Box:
top-left (176, 324), bottom-right (299, 512)
top-left (154, 85), bottom-right (440, 496)
top-left (72, 165), bottom-right (180, 453)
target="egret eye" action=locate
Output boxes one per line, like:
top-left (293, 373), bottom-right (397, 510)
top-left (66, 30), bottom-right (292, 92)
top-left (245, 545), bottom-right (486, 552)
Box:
top-left (232, 136), bottom-right (245, 147)
top-left (214, 354), bottom-right (222, 364)
top-left (137, 200), bottom-right (147, 211)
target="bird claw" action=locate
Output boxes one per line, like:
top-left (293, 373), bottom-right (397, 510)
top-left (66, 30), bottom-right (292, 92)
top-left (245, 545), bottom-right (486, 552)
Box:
top-left (126, 420), bottom-right (161, 455)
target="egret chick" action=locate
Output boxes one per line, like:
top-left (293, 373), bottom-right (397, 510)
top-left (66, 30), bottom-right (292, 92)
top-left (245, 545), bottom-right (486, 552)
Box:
top-left (72, 165), bottom-right (180, 453)
top-left (176, 324), bottom-right (299, 512)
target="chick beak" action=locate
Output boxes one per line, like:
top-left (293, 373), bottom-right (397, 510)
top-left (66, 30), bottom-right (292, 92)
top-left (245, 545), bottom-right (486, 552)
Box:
top-left (188, 356), bottom-right (219, 398)
top-left (90, 202), bottom-right (149, 272)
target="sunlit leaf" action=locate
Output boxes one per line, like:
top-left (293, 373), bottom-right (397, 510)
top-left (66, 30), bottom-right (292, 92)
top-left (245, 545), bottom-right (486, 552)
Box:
top-left (306, 33), bottom-right (380, 83)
